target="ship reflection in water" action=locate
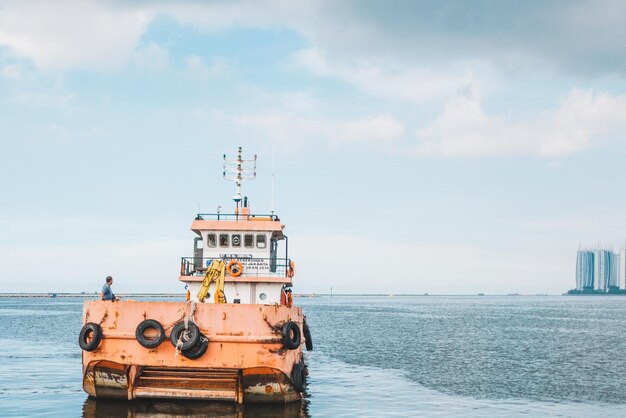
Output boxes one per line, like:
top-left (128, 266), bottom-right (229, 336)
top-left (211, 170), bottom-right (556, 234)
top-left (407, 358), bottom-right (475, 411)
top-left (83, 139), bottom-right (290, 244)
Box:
top-left (82, 397), bottom-right (309, 418)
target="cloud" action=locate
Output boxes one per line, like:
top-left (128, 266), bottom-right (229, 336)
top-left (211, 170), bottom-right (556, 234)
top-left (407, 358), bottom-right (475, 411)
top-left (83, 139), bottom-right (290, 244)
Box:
top-left (10, 88), bottom-right (75, 109)
top-left (414, 88), bottom-right (626, 157)
top-left (338, 116), bottom-right (404, 142)
top-left (210, 85), bottom-right (404, 147)
top-left (227, 86), bottom-right (626, 158)
top-left (293, 47), bottom-right (485, 103)
top-left (230, 111), bottom-right (404, 148)
top-left (0, 62), bottom-right (30, 79)
top-left (294, 1), bottom-right (626, 79)
top-left (133, 42), bottom-right (169, 71)
top-left (164, 1), bottom-right (626, 77)
top-left (0, 1), bottom-right (152, 71)
top-left (0, 1), bottom-right (624, 78)
top-left (184, 55), bottom-right (232, 78)
top-left (1, 1), bottom-right (624, 161)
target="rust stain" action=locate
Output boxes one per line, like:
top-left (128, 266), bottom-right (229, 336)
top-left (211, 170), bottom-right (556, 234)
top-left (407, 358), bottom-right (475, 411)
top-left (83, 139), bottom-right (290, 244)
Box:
top-left (262, 315), bottom-right (281, 334)
top-left (112, 310), bottom-right (119, 329)
top-left (98, 310), bottom-right (108, 325)
top-left (223, 312), bottom-right (227, 320)
top-left (264, 384), bottom-right (273, 393)
top-left (269, 347), bottom-right (286, 355)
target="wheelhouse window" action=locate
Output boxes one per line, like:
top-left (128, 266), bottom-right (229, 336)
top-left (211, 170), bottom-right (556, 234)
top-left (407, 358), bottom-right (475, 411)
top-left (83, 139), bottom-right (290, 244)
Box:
top-left (244, 234), bottom-right (254, 248)
top-left (232, 234), bottom-right (241, 247)
top-left (219, 234), bottom-right (229, 247)
top-left (207, 233), bottom-right (217, 248)
top-left (256, 234), bottom-right (267, 248)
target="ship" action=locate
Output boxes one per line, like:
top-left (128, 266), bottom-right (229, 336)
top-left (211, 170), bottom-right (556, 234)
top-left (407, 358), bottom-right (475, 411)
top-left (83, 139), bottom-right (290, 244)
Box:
top-left (78, 147), bottom-right (312, 403)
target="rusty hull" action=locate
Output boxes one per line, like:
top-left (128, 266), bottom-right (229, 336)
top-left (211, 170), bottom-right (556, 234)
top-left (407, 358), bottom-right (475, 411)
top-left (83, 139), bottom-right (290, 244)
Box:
top-left (82, 300), bottom-right (304, 403)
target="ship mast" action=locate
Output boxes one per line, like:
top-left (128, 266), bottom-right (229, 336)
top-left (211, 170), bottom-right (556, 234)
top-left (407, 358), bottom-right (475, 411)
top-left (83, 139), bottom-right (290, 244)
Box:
top-left (223, 147), bottom-right (257, 216)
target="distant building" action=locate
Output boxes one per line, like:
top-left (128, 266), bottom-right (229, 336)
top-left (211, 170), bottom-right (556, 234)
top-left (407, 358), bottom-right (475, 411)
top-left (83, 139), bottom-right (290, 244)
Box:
top-left (596, 250), bottom-right (612, 290)
top-left (611, 252), bottom-right (620, 289)
top-left (617, 247), bottom-right (626, 289)
top-left (575, 250), bottom-right (595, 290)
top-left (576, 246), bottom-right (624, 292)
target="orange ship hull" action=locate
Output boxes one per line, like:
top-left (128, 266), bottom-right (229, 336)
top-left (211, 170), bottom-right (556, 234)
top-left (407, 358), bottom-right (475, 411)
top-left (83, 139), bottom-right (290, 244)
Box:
top-left (81, 300), bottom-right (306, 403)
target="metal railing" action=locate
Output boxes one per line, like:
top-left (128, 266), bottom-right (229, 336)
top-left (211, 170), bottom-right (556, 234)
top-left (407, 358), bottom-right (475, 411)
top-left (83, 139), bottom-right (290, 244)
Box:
top-left (180, 256), bottom-right (292, 278)
top-left (195, 213), bottom-right (280, 221)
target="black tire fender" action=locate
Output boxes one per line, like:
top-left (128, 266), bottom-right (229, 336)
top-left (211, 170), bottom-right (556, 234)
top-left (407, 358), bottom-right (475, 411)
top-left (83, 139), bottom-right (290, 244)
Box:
top-left (303, 320), bottom-right (313, 351)
top-left (135, 319), bottom-right (165, 349)
top-left (182, 333), bottom-right (209, 360)
top-left (79, 322), bottom-right (103, 352)
top-left (169, 321), bottom-right (200, 351)
top-left (291, 361), bottom-right (307, 392)
top-left (282, 321), bottom-right (301, 350)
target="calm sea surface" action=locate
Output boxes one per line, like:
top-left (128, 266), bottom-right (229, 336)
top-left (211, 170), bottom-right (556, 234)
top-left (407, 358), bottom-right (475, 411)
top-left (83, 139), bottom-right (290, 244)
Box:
top-left (1, 295), bottom-right (626, 417)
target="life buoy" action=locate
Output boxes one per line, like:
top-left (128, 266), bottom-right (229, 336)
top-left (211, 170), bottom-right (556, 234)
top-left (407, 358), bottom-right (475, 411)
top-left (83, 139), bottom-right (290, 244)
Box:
top-left (288, 261), bottom-right (295, 278)
top-left (282, 321), bottom-right (301, 350)
top-left (226, 259), bottom-right (243, 277)
top-left (135, 319), bottom-right (165, 349)
top-left (182, 333), bottom-right (209, 359)
top-left (79, 322), bottom-right (103, 352)
top-left (169, 321), bottom-right (200, 351)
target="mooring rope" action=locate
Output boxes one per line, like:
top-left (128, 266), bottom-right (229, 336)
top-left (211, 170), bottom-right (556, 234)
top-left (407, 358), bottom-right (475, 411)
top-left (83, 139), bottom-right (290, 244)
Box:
top-left (174, 300), bottom-right (197, 357)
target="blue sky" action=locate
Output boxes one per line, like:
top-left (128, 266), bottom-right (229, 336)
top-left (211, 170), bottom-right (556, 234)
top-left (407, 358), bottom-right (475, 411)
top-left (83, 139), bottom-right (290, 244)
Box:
top-left (1, 1), bottom-right (626, 294)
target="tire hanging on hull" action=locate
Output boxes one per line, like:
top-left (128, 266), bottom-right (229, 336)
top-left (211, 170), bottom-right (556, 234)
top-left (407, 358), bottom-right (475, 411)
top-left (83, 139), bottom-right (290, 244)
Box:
top-left (170, 321), bottom-right (200, 351)
top-left (303, 319), bottom-right (313, 351)
top-left (79, 322), bottom-right (103, 352)
top-left (135, 319), bottom-right (165, 349)
top-left (182, 333), bottom-right (209, 359)
top-left (282, 321), bottom-right (301, 350)
top-left (291, 361), bottom-right (307, 393)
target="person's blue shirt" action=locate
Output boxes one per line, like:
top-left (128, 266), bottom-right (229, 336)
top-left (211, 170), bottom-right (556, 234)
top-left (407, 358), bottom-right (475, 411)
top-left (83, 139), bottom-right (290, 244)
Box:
top-left (102, 283), bottom-right (115, 301)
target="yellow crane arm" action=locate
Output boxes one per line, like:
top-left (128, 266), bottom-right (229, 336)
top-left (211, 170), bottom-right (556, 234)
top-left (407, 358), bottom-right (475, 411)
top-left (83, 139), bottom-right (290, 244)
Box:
top-left (197, 260), bottom-right (226, 303)
top-left (213, 262), bottom-right (226, 304)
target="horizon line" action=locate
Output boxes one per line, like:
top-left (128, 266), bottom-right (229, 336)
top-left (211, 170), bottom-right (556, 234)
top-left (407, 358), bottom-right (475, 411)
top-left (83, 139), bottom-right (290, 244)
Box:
top-left (0, 292), bottom-right (560, 298)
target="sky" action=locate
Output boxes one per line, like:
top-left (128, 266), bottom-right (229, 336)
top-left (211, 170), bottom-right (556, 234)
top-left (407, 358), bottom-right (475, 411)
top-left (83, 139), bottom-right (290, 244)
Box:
top-left (1, 0), bottom-right (626, 294)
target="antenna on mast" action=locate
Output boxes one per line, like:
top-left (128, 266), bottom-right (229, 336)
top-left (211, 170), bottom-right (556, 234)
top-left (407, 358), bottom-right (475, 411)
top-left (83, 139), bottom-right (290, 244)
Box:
top-left (223, 147), bottom-right (257, 210)
top-left (271, 135), bottom-right (275, 215)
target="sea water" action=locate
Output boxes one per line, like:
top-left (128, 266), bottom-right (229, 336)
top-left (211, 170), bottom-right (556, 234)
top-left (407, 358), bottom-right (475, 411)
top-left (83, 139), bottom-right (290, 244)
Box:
top-left (1, 295), bottom-right (626, 417)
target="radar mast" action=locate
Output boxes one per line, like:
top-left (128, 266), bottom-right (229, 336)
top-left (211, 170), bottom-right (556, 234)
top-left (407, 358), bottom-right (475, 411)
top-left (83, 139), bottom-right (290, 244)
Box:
top-left (223, 147), bottom-right (257, 212)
